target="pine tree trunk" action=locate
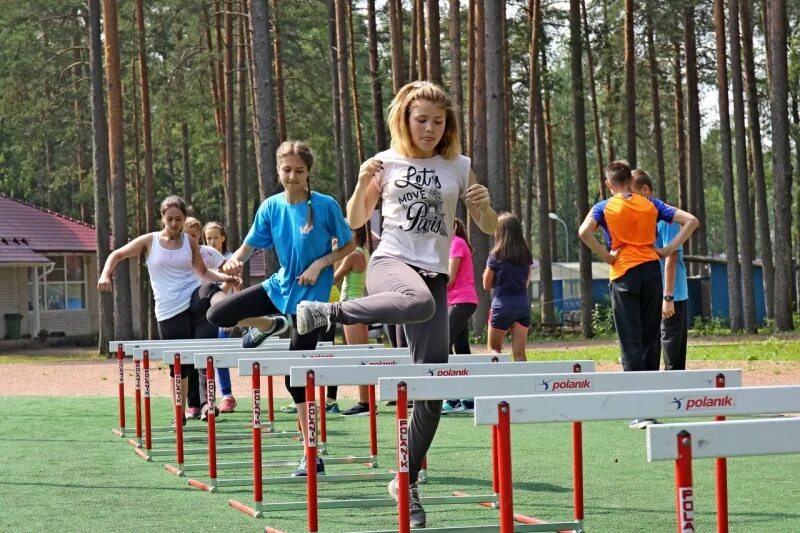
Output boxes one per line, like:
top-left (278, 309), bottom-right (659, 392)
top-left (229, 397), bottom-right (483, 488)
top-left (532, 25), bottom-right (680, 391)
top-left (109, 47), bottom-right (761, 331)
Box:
top-left (581, 0), bottom-right (605, 201)
top-left (415, 0), bottom-right (426, 80)
top-left (425, 0), bottom-right (442, 85)
top-left (740, 0), bottom-right (774, 320)
top-left (673, 38), bottom-right (688, 212)
top-left (388, 0), bottom-right (405, 94)
top-left (728, 0), bottom-right (756, 331)
top-left (684, 6), bottom-right (708, 261)
top-left (327, 0), bottom-right (345, 203)
top-left (530, 0), bottom-right (554, 324)
top-left (767, 0), bottom-right (793, 330)
top-left (713, 0), bottom-right (743, 332)
top-left (542, 45), bottom-right (558, 260)
top-left (347, 0), bottom-right (365, 162)
top-left (134, 0), bottom-right (155, 232)
top-left (272, 0), bottom-right (287, 142)
top-left (448, 0), bottom-right (464, 154)
top-left (335, 0), bottom-right (356, 196)
top-left (181, 123), bottom-right (192, 207)
top-left (367, 0), bottom-right (386, 152)
top-left (466, 0), bottom-right (474, 158)
top-left (570, 0), bottom-right (593, 338)
top-left (224, 1), bottom-right (238, 250)
top-left (102, 0), bottom-right (133, 340)
top-left (131, 61), bottom-right (149, 340)
top-left (484, 0), bottom-right (508, 213)
top-left (88, 0), bottom-right (114, 352)
top-left (470, 0), bottom-right (490, 338)
top-left (236, 8), bottom-right (248, 250)
top-left (645, 1), bottom-right (666, 201)
top-left (249, 0), bottom-right (278, 201)
top-left (624, 0), bottom-right (636, 168)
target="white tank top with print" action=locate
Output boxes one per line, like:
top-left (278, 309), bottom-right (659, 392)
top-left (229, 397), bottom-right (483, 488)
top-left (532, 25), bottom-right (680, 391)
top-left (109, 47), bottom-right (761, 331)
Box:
top-left (146, 232), bottom-right (200, 321)
top-left (371, 148), bottom-right (470, 274)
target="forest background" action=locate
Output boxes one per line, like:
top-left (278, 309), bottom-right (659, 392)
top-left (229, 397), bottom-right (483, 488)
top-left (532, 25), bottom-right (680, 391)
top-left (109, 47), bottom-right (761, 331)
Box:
top-left (0, 0), bottom-right (798, 351)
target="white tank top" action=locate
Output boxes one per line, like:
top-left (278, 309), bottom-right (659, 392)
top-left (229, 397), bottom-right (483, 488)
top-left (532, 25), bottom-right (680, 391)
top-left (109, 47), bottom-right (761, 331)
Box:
top-left (371, 148), bottom-right (470, 274)
top-left (145, 232), bottom-right (199, 321)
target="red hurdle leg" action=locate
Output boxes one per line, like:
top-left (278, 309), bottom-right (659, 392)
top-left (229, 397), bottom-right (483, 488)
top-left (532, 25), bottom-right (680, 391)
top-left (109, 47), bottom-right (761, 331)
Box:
top-left (714, 373), bottom-right (728, 533)
top-left (267, 376), bottom-right (275, 428)
top-left (165, 353), bottom-right (185, 475)
top-left (497, 402), bottom-right (514, 533)
top-left (492, 425), bottom-right (500, 494)
top-left (396, 383), bottom-right (411, 533)
top-left (143, 350), bottom-right (152, 451)
top-left (228, 362), bottom-right (263, 517)
top-left (134, 357), bottom-right (142, 441)
top-left (368, 385), bottom-right (378, 462)
top-left (113, 343), bottom-right (125, 436)
top-left (306, 371), bottom-right (319, 532)
top-left (675, 430), bottom-right (695, 533)
top-left (206, 356), bottom-right (218, 482)
top-left (318, 385), bottom-right (327, 454)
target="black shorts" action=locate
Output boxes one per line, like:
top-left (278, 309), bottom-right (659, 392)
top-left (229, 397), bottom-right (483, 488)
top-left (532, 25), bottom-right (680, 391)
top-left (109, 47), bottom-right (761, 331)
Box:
top-left (159, 283), bottom-right (222, 378)
top-left (488, 306), bottom-right (531, 330)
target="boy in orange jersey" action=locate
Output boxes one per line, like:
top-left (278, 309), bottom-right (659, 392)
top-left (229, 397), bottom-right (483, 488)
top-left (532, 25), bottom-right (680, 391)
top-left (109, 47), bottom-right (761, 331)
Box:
top-left (578, 161), bottom-right (698, 427)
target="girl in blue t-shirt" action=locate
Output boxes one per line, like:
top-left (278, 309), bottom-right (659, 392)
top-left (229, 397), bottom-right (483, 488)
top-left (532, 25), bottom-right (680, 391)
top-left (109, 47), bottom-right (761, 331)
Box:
top-left (206, 140), bottom-right (354, 476)
top-left (483, 212), bottom-right (532, 362)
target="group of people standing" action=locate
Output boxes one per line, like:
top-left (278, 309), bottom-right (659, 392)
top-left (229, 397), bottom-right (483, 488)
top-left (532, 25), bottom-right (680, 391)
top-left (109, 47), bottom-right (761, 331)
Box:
top-left (98, 78), bottom-right (695, 529)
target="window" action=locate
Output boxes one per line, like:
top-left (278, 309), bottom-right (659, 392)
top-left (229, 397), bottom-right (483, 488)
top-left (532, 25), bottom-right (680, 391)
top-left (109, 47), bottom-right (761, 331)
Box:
top-left (28, 255), bottom-right (88, 311)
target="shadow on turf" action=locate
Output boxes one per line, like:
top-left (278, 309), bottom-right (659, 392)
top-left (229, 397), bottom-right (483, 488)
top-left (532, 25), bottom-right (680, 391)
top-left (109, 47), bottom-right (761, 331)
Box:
top-left (429, 475), bottom-right (570, 494)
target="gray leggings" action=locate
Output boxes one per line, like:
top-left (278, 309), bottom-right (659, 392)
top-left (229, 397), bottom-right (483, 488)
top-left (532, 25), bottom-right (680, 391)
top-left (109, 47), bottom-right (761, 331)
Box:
top-left (330, 255), bottom-right (448, 485)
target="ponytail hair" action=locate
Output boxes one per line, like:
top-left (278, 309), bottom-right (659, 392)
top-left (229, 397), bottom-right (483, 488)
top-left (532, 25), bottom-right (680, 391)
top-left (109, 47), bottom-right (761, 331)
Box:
top-left (277, 140), bottom-right (316, 233)
top-left (453, 218), bottom-right (472, 252)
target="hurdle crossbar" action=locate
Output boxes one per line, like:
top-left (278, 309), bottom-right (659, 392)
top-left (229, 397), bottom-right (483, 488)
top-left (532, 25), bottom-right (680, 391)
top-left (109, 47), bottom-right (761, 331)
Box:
top-left (474, 385), bottom-right (800, 533)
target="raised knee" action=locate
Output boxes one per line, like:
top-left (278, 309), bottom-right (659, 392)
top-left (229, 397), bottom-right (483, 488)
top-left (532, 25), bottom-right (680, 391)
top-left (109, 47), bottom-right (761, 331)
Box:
top-left (409, 293), bottom-right (436, 322)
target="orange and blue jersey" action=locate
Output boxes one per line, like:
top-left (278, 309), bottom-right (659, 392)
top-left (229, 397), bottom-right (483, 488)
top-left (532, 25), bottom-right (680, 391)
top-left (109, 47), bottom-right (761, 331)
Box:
top-left (590, 193), bottom-right (676, 280)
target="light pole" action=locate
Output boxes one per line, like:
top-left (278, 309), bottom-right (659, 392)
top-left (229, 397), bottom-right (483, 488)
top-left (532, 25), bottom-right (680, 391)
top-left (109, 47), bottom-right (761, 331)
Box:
top-left (548, 212), bottom-right (569, 263)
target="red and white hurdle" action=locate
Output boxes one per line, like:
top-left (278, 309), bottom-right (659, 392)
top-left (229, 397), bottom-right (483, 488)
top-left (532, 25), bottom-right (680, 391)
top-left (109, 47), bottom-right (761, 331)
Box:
top-left (376, 369), bottom-right (741, 533)
top-left (647, 416), bottom-right (800, 533)
top-left (474, 385), bottom-right (800, 533)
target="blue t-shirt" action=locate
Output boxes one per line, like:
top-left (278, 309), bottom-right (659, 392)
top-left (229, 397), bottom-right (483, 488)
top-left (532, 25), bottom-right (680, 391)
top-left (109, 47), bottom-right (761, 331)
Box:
top-left (244, 191), bottom-right (353, 314)
top-left (487, 254), bottom-right (530, 309)
top-left (656, 220), bottom-right (688, 302)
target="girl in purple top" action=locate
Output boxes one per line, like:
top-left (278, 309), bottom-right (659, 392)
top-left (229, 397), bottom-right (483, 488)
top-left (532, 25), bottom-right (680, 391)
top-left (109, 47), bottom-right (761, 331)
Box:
top-left (483, 213), bottom-right (532, 362)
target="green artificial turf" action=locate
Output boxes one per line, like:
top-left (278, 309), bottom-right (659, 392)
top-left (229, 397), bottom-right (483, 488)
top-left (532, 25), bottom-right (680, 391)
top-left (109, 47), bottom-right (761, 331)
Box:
top-left (1, 396), bottom-right (798, 532)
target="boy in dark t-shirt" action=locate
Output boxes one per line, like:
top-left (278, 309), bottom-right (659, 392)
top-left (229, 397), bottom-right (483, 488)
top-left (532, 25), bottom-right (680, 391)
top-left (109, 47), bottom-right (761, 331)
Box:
top-left (578, 161), bottom-right (698, 426)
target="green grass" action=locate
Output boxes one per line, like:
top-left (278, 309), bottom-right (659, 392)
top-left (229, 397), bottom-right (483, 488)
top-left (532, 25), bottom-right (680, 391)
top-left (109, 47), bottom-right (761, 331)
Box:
top-left (526, 336), bottom-right (800, 362)
top-left (1, 397), bottom-right (798, 532)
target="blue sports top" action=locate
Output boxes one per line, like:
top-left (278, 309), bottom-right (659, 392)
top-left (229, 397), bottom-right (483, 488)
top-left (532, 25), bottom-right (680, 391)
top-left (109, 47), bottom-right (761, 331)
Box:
top-left (244, 191), bottom-right (353, 314)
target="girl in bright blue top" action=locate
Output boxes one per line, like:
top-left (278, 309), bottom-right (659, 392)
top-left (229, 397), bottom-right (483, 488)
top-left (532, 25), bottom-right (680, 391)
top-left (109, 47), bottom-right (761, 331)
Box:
top-left (207, 140), bottom-right (354, 476)
top-left (483, 212), bottom-right (533, 362)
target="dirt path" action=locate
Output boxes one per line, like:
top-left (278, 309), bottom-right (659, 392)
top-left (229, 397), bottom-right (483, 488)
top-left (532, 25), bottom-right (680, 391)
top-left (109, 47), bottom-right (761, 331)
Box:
top-left (1, 355), bottom-right (798, 397)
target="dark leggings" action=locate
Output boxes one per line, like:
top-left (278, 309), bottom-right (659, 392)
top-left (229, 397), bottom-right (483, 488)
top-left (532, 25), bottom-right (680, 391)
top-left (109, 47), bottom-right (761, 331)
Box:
top-left (448, 303), bottom-right (476, 354)
top-left (159, 283), bottom-right (220, 379)
top-left (207, 284), bottom-right (322, 404)
top-left (330, 255), bottom-right (449, 485)
top-left (319, 323), bottom-right (337, 400)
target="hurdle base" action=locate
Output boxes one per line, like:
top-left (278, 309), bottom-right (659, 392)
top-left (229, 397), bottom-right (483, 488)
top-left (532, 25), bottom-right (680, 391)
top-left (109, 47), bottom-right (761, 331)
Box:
top-left (228, 498), bottom-right (262, 518)
top-left (133, 448), bottom-right (152, 462)
top-left (451, 491), bottom-right (497, 508)
top-left (127, 438), bottom-right (142, 448)
top-left (164, 463), bottom-right (184, 476)
top-left (112, 428), bottom-right (125, 437)
top-left (187, 478), bottom-right (216, 492)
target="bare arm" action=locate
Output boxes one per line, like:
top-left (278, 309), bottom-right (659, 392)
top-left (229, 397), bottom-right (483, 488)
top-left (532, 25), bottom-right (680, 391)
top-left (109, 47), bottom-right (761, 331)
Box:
top-left (191, 239), bottom-right (240, 286)
top-left (447, 256), bottom-right (462, 289)
top-left (346, 158), bottom-right (383, 229)
top-left (577, 214), bottom-right (619, 265)
top-left (221, 243), bottom-right (255, 276)
top-left (465, 169), bottom-right (498, 234)
top-left (482, 267), bottom-right (495, 292)
top-left (298, 239), bottom-right (357, 286)
top-left (657, 209), bottom-right (699, 258)
top-left (97, 233), bottom-right (152, 291)
top-left (662, 252), bottom-right (678, 318)
top-left (334, 249), bottom-right (366, 285)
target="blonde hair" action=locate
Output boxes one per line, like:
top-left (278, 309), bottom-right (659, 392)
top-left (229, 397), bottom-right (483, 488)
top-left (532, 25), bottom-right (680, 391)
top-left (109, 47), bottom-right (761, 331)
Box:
top-left (183, 216), bottom-right (202, 233)
top-left (276, 140), bottom-right (316, 233)
top-left (387, 81), bottom-right (461, 160)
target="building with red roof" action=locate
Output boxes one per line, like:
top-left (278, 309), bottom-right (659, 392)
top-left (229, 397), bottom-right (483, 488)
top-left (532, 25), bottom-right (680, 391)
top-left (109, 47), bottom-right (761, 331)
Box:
top-left (0, 193), bottom-right (116, 340)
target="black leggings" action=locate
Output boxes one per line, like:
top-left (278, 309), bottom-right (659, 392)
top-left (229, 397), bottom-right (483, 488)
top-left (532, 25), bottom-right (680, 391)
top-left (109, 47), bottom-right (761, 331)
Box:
top-left (207, 284), bottom-right (322, 403)
top-left (449, 303), bottom-right (477, 354)
top-left (159, 283), bottom-right (221, 378)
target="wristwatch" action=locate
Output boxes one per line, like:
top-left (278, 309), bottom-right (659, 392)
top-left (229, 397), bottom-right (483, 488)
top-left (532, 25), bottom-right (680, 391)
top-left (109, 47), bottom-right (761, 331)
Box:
top-left (663, 295), bottom-right (674, 302)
